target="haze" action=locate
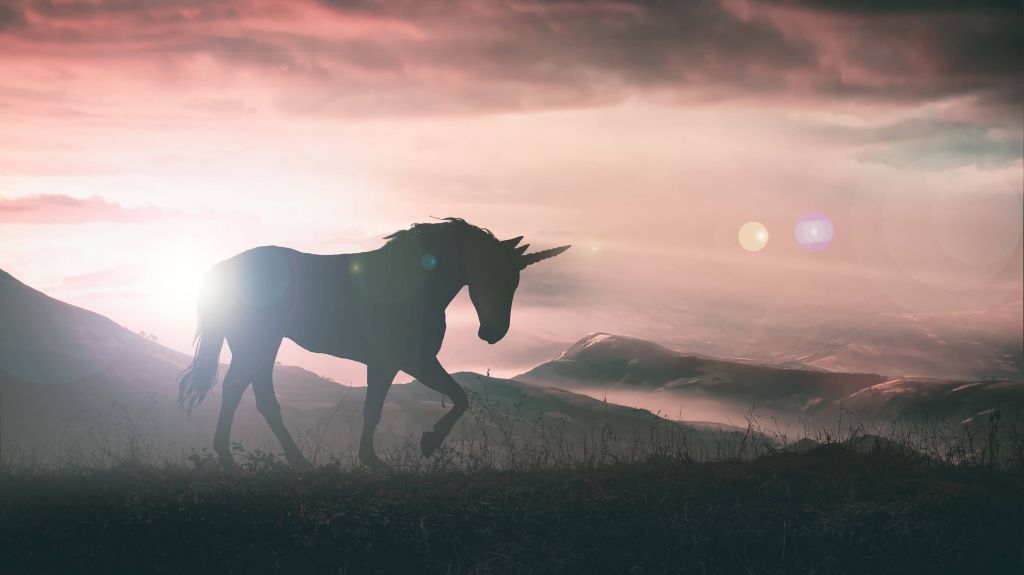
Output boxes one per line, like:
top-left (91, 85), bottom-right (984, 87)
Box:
top-left (1, 0), bottom-right (1020, 384)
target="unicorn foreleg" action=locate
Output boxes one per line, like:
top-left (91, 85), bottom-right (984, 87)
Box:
top-left (252, 359), bottom-right (310, 471)
top-left (408, 358), bottom-right (468, 457)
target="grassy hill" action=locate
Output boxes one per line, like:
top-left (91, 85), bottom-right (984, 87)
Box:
top-left (1, 270), bottom-right (729, 468)
top-left (1, 446), bottom-right (1021, 574)
top-left (3, 271), bottom-right (1024, 573)
top-left (518, 333), bottom-right (1024, 427)
top-left (518, 333), bottom-right (886, 410)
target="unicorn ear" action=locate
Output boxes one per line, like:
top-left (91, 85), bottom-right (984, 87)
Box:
top-left (519, 245), bottom-right (571, 269)
top-left (514, 243), bottom-right (530, 256)
top-left (501, 236), bottom-right (524, 248)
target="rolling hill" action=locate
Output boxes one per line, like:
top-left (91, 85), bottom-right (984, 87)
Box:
top-left (518, 333), bottom-right (885, 414)
top-left (766, 303), bottom-right (1024, 381)
top-left (0, 269), bottom-right (710, 466)
top-left (4, 268), bottom-right (1019, 467)
top-left (518, 333), bottom-right (1024, 425)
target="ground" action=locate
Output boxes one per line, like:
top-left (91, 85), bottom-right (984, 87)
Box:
top-left (1, 446), bottom-right (1022, 574)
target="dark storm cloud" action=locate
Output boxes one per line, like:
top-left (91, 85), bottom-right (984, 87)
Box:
top-left (766, 0), bottom-right (1021, 15)
top-left (0, 2), bottom-right (26, 31)
top-left (309, 0), bottom-right (1022, 103)
top-left (1, 0), bottom-right (1020, 115)
top-left (316, 0), bottom-right (815, 90)
top-left (315, 0), bottom-right (387, 14)
top-left (28, 0), bottom-right (242, 24)
top-left (776, 0), bottom-right (1024, 106)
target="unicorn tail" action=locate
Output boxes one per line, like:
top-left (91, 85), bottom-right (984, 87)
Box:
top-left (177, 309), bottom-right (225, 414)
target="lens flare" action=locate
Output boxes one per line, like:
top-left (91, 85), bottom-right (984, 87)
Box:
top-left (795, 212), bottom-right (834, 252)
top-left (738, 221), bottom-right (770, 252)
top-left (420, 253), bottom-right (438, 270)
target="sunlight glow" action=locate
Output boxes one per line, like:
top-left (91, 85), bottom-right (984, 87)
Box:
top-left (146, 245), bottom-right (217, 308)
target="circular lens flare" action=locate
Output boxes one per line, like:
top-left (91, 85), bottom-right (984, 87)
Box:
top-left (795, 212), bottom-right (834, 252)
top-left (738, 221), bottom-right (770, 252)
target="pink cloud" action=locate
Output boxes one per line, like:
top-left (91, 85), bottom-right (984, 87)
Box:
top-left (0, 1), bottom-right (1016, 119)
top-left (0, 194), bottom-right (179, 224)
top-left (0, 0), bottom-right (1018, 383)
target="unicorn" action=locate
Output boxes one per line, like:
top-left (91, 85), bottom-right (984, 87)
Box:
top-left (179, 218), bottom-right (570, 470)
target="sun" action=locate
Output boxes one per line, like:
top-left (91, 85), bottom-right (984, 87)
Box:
top-left (146, 245), bottom-right (217, 308)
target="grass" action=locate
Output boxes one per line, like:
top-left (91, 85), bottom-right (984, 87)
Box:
top-left (1, 391), bottom-right (1023, 573)
top-left (1, 447), bottom-right (1022, 574)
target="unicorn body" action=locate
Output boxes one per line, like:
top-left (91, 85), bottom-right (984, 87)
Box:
top-left (179, 219), bottom-right (569, 470)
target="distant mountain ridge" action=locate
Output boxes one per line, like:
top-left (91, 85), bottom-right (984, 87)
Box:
top-left (519, 332), bottom-right (886, 411)
top-left (0, 267), bottom-right (334, 395)
top-left (519, 333), bottom-right (1024, 423)
top-left (766, 303), bottom-right (1024, 380)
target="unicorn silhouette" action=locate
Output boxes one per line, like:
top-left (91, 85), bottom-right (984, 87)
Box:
top-left (179, 218), bottom-right (570, 471)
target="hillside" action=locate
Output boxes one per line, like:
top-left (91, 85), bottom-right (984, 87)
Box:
top-left (518, 333), bottom-right (1024, 425)
top-left (5, 268), bottom-right (1019, 466)
top-left (767, 303), bottom-right (1024, 380)
top-left (2, 450), bottom-right (1021, 574)
top-left (841, 377), bottom-right (1024, 422)
top-left (0, 270), bottom-right (706, 466)
top-left (518, 333), bottom-right (884, 413)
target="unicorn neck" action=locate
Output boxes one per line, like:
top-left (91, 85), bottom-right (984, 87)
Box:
top-left (372, 236), bottom-right (468, 306)
top-left (418, 238), bottom-right (469, 305)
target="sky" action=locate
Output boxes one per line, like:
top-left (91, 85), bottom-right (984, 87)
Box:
top-left (1, 0), bottom-right (1021, 384)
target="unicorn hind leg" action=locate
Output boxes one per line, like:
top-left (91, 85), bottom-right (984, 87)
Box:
top-left (252, 349), bottom-right (312, 471)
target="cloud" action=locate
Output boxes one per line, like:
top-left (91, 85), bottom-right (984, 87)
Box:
top-left (802, 116), bottom-right (1024, 170)
top-left (763, 0), bottom-right (1020, 16)
top-left (0, 194), bottom-right (180, 224)
top-left (749, 0), bottom-right (1023, 105)
top-left (27, 0), bottom-right (242, 25)
top-left (854, 123), bottom-right (1024, 170)
top-left (0, 1), bottom-right (25, 31)
top-left (0, 0), bottom-right (1017, 119)
top-left (52, 264), bottom-right (139, 293)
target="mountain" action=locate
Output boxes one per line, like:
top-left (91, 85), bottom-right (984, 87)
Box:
top-left (6, 266), bottom-right (1016, 467)
top-left (518, 333), bottom-right (1024, 425)
top-left (0, 270), bottom-right (709, 466)
top-left (518, 333), bottom-right (885, 413)
top-left (841, 377), bottom-right (1024, 422)
top-left (0, 268), bottom-right (360, 461)
top-left (0, 267), bottom-right (186, 389)
top-left (767, 303), bottom-right (1024, 381)
top-left (0, 267), bottom-right (338, 398)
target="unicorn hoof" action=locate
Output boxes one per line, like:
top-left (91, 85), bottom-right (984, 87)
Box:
top-left (361, 456), bottom-right (389, 475)
top-left (219, 455), bottom-right (241, 473)
top-left (421, 431), bottom-right (442, 457)
top-left (359, 449), bottom-right (387, 472)
top-left (369, 460), bottom-right (391, 475)
top-left (289, 456), bottom-right (313, 472)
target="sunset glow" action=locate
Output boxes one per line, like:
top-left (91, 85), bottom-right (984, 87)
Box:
top-left (146, 245), bottom-right (218, 308)
top-left (0, 0), bottom-right (1020, 383)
